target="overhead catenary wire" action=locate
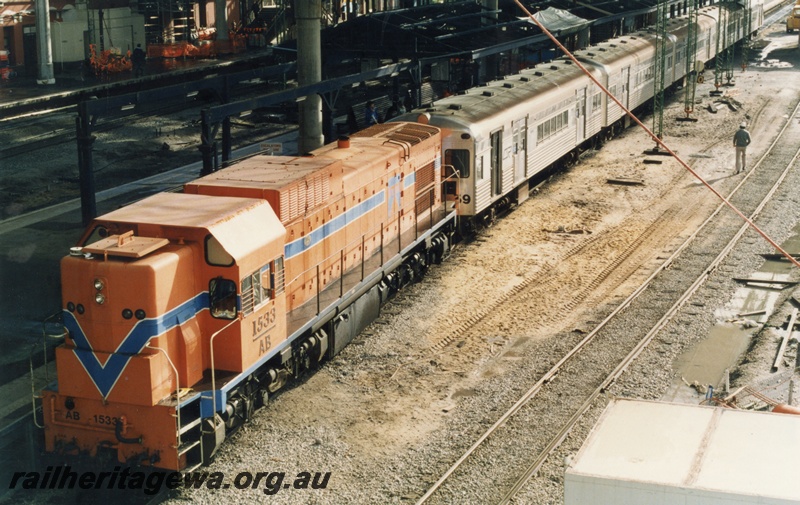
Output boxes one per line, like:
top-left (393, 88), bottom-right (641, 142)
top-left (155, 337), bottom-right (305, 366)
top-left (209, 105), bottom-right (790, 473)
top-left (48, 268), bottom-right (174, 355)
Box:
top-left (512, 0), bottom-right (800, 270)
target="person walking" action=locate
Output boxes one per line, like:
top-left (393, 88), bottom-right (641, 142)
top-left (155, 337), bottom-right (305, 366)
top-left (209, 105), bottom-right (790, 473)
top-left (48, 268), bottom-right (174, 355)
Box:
top-left (733, 122), bottom-right (751, 174)
top-left (131, 44), bottom-right (146, 78)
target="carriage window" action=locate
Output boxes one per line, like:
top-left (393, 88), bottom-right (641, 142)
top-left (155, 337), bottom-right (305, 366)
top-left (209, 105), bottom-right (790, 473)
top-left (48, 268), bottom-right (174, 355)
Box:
top-left (209, 277), bottom-right (237, 319)
top-left (445, 149), bottom-right (470, 178)
top-left (205, 235), bottom-right (234, 267)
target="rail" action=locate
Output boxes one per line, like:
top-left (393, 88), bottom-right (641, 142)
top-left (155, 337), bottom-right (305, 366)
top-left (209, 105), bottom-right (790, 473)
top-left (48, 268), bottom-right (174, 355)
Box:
top-left (417, 88), bottom-right (800, 505)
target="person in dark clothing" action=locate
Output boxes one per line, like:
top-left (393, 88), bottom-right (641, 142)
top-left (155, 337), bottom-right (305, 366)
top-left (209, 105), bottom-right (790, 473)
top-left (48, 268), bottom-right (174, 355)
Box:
top-left (347, 106), bottom-right (358, 133)
top-left (733, 122), bottom-right (751, 174)
top-left (384, 95), bottom-right (406, 121)
top-left (131, 44), bottom-right (146, 77)
top-left (364, 100), bottom-right (379, 126)
top-left (403, 90), bottom-right (414, 113)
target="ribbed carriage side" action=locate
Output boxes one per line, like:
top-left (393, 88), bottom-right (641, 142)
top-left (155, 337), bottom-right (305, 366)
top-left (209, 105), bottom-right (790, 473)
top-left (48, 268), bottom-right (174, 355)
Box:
top-left (698, 6), bottom-right (721, 62)
top-left (668, 17), bottom-right (694, 85)
top-left (574, 36), bottom-right (653, 129)
top-left (396, 61), bottom-right (590, 219)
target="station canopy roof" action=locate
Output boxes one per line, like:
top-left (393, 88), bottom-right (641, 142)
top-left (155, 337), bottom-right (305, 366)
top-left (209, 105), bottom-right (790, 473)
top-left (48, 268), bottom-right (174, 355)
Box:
top-left (320, 0), bottom-right (663, 62)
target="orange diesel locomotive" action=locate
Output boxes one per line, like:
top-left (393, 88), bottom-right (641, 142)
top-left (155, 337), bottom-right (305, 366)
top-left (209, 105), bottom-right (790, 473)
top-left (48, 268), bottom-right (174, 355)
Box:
top-left (42, 122), bottom-right (456, 470)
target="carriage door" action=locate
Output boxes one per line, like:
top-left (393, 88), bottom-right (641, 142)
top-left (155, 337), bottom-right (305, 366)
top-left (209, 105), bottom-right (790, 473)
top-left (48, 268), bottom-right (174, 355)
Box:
top-left (490, 129), bottom-right (503, 196)
top-left (576, 88), bottom-right (587, 143)
top-left (621, 67), bottom-right (630, 110)
top-left (512, 119), bottom-right (526, 183)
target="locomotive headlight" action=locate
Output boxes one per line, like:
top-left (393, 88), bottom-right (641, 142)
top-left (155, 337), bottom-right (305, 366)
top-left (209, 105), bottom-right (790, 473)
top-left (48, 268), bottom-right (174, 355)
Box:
top-left (94, 278), bottom-right (105, 291)
top-left (95, 293), bottom-right (106, 305)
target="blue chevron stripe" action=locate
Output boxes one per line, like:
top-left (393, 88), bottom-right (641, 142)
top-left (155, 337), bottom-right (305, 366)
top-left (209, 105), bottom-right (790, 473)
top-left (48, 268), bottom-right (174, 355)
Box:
top-left (63, 292), bottom-right (210, 399)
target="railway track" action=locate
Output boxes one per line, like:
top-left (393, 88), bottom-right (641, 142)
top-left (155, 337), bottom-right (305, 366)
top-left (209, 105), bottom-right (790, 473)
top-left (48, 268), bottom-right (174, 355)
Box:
top-left (415, 97), bottom-right (800, 504)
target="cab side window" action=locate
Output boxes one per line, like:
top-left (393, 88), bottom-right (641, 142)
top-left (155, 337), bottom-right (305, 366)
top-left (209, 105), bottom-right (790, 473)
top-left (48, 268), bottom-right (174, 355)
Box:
top-left (445, 149), bottom-right (470, 178)
top-left (209, 277), bottom-right (237, 319)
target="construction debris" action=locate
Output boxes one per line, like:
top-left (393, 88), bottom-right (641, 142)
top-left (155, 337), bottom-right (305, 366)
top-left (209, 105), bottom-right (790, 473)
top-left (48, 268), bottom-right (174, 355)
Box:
top-left (772, 308), bottom-right (797, 371)
top-left (607, 178), bottom-right (645, 186)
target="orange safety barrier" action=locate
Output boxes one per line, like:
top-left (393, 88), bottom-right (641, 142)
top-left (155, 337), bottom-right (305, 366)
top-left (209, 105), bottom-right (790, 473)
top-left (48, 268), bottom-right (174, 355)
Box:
top-left (88, 44), bottom-right (132, 75)
top-left (147, 41), bottom-right (217, 59)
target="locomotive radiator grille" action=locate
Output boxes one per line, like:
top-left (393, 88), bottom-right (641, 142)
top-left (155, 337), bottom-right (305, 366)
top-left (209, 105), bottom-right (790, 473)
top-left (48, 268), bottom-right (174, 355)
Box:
top-left (415, 160), bottom-right (437, 214)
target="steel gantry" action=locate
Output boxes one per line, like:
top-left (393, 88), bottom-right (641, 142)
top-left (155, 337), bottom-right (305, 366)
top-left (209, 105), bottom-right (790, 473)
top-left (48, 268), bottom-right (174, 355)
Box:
top-left (713, 1), bottom-right (735, 94)
top-left (652, 0), bottom-right (668, 143)
top-left (681, 0), bottom-right (700, 121)
top-left (741, 0), bottom-right (752, 71)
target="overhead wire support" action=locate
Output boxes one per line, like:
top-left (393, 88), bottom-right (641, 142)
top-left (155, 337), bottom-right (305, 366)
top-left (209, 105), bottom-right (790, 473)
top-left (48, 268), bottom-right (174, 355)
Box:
top-left (509, 0), bottom-right (800, 270)
top-left (742, 0), bottom-right (752, 71)
top-left (722, 2), bottom-right (735, 84)
top-left (711, 1), bottom-right (726, 96)
top-left (713, 1), bottom-right (736, 95)
top-left (652, 0), bottom-right (668, 144)
top-left (680, 0), bottom-right (699, 121)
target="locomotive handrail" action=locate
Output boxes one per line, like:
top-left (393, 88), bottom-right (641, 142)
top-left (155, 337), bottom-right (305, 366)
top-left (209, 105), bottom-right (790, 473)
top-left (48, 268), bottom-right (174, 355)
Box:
top-left (29, 344), bottom-right (44, 429)
top-left (282, 217), bottom-right (392, 291)
top-left (31, 311), bottom-right (67, 429)
top-left (208, 318), bottom-right (240, 419)
top-left (40, 311), bottom-right (67, 382)
top-left (282, 186), bottom-right (448, 317)
top-left (145, 344), bottom-right (181, 447)
top-left (283, 182), bottom-right (448, 291)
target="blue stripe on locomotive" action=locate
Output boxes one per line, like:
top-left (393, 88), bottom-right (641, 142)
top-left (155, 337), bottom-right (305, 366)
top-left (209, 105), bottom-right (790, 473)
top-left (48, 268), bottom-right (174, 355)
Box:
top-left (284, 172), bottom-right (417, 260)
top-left (63, 292), bottom-right (211, 399)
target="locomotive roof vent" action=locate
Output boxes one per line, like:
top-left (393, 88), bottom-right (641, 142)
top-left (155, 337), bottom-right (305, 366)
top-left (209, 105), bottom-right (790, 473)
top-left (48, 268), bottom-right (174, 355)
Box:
top-left (534, 71), bottom-right (544, 76)
top-left (564, 60), bottom-right (572, 64)
top-left (620, 40), bottom-right (628, 43)
top-left (587, 52), bottom-right (595, 56)
top-left (519, 76), bottom-right (530, 82)
top-left (550, 65), bottom-right (558, 70)
top-left (482, 91), bottom-right (495, 97)
top-left (503, 83), bottom-right (514, 88)
top-left (599, 48), bottom-right (607, 52)
top-left (448, 104), bottom-right (462, 110)
top-left (609, 44), bottom-right (617, 48)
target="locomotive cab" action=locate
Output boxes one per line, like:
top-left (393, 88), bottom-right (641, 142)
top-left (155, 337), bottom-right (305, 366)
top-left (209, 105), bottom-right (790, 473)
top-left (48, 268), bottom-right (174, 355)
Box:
top-left (43, 193), bottom-right (288, 470)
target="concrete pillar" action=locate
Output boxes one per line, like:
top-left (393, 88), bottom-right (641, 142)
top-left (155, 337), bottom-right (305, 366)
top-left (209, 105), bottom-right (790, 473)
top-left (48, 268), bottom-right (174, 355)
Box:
top-left (215, 0), bottom-right (229, 41)
top-left (296, 0), bottom-right (324, 153)
top-left (35, 0), bottom-right (55, 84)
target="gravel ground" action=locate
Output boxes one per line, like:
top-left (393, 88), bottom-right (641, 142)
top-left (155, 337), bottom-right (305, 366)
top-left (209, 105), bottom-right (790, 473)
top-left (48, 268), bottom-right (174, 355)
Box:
top-left (4, 20), bottom-right (798, 505)
top-left (154, 22), bottom-right (800, 505)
